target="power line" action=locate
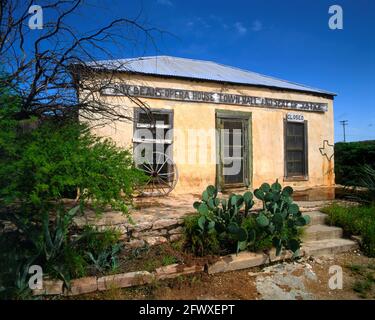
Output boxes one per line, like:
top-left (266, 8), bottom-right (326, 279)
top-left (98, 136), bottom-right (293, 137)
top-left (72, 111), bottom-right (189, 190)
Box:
top-left (339, 120), bottom-right (348, 142)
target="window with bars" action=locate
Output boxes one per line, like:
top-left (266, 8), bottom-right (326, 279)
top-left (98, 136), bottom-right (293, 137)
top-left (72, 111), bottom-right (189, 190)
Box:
top-left (284, 120), bottom-right (308, 178)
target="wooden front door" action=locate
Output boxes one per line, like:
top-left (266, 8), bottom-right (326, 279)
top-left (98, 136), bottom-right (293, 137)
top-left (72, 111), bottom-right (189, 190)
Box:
top-left (216, 114), bottom-right (250, 190)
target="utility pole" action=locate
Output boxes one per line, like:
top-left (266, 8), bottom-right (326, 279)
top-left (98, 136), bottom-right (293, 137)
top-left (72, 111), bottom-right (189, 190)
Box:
top-left (340, 120), bottom-right (348, 142)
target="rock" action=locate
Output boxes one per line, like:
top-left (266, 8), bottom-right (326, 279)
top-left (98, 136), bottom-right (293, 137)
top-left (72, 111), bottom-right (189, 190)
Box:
top-left (155, 264), bottom-right (204, 280)
top-left (127, 239), bottom-right (145, 249)
top-left (351, 235), bottom-right (362, 244)
top-left (208, 252), bottom-right (268, 274)
top-left (65, 277), bottom-right (98, 296)
top-left (256, 276), bottom-right (296, 300)
top-left (304, 268), bottom-right (318, 282)
top-left (152, 219), bottom-right (179, 230)
top-left (256, 266), bottom-right (315, 300)
top-left (263, 264), bottom-right (286, 274)
top-left (98, 271), bottom-right (153, 291)
top-left (169, 226), bottom-right (184, 235)
top-left (97, 225), bottom-right (122, 233)
top-left (135, 229), bottom-right (168, 237)
top-left (0, 221), bottom-right (17, 232)
top-left (74, 211), bottom-right (128, 228)
top-left (273, 274), bottom-right (305, 290)
top-left (145, 236), bottom-right (167, 246)
top-left (266, 248), bottom-right (296, 263)
top-left (315, 258), bottom-right (323, 265)
top-left (33, 279), bottom-right (64, 296)
top-left (170, 234), bottom-right (183, 242)
top-left (133, 221), bottom-right (153, 232)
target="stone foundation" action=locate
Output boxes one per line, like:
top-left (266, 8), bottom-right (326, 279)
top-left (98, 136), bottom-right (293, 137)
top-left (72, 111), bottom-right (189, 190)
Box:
top-left (72, 194), bottom-right (338, 249)
top-left (73, 194), bottom-right (198, 248)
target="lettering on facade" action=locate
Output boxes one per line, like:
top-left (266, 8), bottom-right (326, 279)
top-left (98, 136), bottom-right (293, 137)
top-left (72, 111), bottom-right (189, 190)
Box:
top-left (287, 113), bottom-right (305, 122)
top-left (102, 84), bottom-right (328, 113)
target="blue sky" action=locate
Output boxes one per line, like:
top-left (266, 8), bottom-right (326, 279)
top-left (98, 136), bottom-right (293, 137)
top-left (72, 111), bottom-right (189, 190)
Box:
top-left (64, 0), bottom-right (374, 142)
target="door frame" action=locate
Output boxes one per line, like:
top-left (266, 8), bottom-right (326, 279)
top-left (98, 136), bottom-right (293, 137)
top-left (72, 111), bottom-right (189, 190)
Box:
top-left (215, 110), bottom-right (252, 192)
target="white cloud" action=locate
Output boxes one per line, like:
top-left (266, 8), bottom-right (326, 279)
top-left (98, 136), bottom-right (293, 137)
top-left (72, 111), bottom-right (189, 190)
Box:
top-left (251, 20), bottom-right (263, 32)
top-left (234, 22), bottom-right (247, 35)
top-left (186, 17), bottom-right (211, 29)
top-left (157, 0), bottom-right (173, 6)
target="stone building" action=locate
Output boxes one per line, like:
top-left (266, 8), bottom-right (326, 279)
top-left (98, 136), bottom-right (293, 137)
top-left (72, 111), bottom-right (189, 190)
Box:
top-left (80, 56), bottom-right (336, 195)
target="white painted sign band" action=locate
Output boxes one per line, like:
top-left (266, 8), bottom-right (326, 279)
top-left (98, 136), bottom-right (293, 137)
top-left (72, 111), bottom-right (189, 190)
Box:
top-left (102, 84), bottom-right (328, 113)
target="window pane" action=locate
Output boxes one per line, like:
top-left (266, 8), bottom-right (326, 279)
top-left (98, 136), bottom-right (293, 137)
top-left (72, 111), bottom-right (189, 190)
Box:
top-left (285, 122), bottom-right (306, 177)
top-left (222, 119), bottom-right (245, 185)
top-left (134, 110), bottom-right (173, 183)
top-left (139, 112), bottom-right (170, 125)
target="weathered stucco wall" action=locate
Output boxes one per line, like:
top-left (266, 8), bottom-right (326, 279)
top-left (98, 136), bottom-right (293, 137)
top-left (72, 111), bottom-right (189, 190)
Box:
top-left (84, 73), bottom-right (335, 194)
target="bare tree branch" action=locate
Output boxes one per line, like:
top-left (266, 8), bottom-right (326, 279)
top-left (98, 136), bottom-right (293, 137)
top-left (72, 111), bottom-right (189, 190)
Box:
top-left (0, 0), bottom-right (162, 124)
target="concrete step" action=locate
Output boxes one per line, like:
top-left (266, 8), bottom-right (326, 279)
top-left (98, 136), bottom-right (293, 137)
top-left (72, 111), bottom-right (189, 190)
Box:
top-left (305, 211), bottom-right (328, 225)
top-left (303, 224), bottom-right (343, 241)
top-left (302, 238), bottom-right (358, 256)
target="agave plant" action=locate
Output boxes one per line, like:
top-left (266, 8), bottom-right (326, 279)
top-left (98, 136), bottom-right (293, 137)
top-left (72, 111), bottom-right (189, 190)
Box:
top-left (86, 243), bottom-right (121, 273)
top-left (32, 206), bottom-right (80, 262)
top-left (358, 165), bottom-right (375, 203)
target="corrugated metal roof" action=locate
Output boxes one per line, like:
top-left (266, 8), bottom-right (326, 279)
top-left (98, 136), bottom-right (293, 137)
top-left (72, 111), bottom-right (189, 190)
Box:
top-left (86, 56), bottom-right (335, 96)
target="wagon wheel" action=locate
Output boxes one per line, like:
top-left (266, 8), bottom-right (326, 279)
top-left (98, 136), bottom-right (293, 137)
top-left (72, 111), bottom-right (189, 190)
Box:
top-left (137, 151), bottom-right (178, 197)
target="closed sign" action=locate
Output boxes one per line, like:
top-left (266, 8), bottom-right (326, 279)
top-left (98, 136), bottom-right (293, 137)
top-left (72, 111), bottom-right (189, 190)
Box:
top-left (287, 113), bottom-right (304, 123)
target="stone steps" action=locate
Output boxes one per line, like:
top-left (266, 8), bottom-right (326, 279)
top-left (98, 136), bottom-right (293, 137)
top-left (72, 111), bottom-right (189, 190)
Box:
top-left (305, 211), bottom-right (328, 225)
top-left (302, 238), bottom-right (358, 256)
top-left (302, 209), bottom-right (358, 257)
top-left (303, 224), bottom-right (343, 241)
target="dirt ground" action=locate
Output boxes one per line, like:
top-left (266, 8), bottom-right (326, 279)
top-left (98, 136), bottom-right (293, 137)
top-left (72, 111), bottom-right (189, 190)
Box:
top-left (304, 252), bottom-right (375, 300)
top-left (72, 250), bottom-right (375, 300)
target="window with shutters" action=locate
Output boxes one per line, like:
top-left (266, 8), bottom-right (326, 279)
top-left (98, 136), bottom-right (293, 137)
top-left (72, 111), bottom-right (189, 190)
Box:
top-left (284, 121), bottom-right (308, 178)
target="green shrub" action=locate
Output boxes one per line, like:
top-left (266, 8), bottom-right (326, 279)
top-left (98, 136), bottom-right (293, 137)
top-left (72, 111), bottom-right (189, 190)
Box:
top-left (335, 141), bottom-right (375, 187)
top-left (322, 204), bottom-right (375, 257)
top-left (0, 120), bottom-right (146, 215)
top-left (162, 255), bottom-right (178, 266)
top-left (0, 98), bottom-right (146, 298)
top-left (79, 225), bottom-right (122, 255)
top-left (62, 247), bottom-right (88, 279)
top-left (362, 223), bottom-right (375, 258)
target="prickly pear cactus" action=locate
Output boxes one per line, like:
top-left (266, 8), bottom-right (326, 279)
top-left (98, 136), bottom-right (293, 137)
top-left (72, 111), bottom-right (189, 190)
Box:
top-left (189, 180), bottom-right (309, 257)
top-left (253, 180), bottom-right (310, 256)
top-left (193, 185), bottom-right (255, 254)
